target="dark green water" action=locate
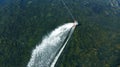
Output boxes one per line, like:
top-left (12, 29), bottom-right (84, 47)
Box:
top-left (0, 0), bottom-right (120, 67)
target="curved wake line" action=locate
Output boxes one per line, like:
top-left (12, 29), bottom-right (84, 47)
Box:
top-left (27, 23), bottom-right (75, 67)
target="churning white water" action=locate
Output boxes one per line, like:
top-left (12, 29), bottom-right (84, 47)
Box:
top-left (27, 23), bottom-right (76, 67)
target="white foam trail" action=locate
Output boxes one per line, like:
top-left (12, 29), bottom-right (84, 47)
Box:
top-left (27, 23), bottom-right (75, 67)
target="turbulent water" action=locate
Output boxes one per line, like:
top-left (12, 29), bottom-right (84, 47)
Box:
top-left (27, 23), bottom-right (76, 67)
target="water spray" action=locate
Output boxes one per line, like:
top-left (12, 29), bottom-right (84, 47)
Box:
top-left (27, 23), bottom-right (77, 67)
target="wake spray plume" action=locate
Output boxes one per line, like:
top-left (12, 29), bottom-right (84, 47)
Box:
top-left (27, 23), bottom-right (77, 67)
